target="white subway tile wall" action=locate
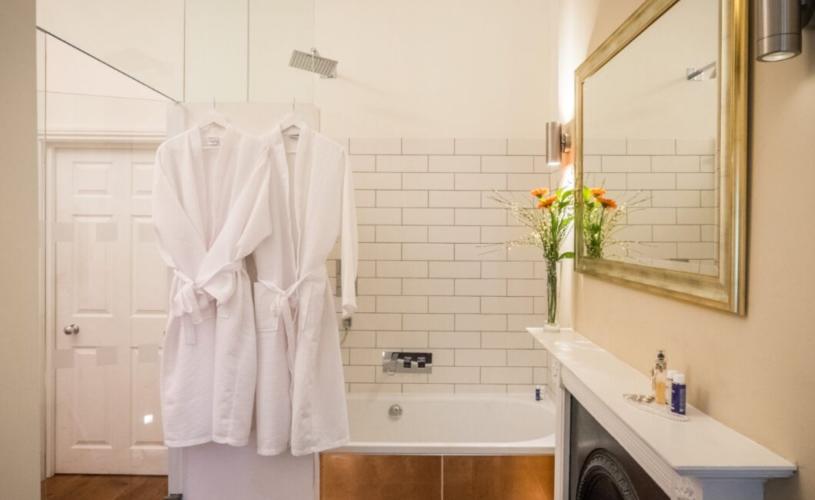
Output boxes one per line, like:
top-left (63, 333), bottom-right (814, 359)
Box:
top-left (334, 137), bottom-right (552, 394)
top-left (584, 137), bottom-right (718, 276)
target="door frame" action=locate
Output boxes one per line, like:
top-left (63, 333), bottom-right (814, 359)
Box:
top-left (42, 130), bottom-right (164, 477)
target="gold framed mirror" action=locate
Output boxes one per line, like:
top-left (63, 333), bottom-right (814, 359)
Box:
top-left (574, 0), bottom-right (748, 314)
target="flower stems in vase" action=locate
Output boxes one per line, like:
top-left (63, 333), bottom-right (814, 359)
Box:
top-left (491, 187), bottom-right (574, 331)
top-left (546, 258), bottom-right (559, 329)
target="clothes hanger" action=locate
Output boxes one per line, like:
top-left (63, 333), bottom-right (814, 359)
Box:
top-left (197, 97), bottom-right (229, 131)
top-left (279, 97), bottom-right (307, 140)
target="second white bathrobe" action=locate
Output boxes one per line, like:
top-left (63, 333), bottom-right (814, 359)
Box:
top-left (153, 125), bottom-right (272, 447)
top-left (253, 124), bottom-right (357, 456)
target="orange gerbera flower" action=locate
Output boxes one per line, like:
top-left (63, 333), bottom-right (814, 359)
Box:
top-left (530, 187), bottom-right (549, 198)
top-left (598, 196), bottom-right (617, 209)
top-left (590, 187), bottom-right (606, 197)
top-left (537, 194), bottom-right (557, 209)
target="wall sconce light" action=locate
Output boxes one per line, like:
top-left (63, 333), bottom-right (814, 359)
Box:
top-left (756, 0), bottom-right (815, 62)
top-left (546, 121), bottom-right (573, 167)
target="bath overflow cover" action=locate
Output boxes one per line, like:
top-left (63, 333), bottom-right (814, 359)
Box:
top-left (388, 404), bottom-right (403, 418)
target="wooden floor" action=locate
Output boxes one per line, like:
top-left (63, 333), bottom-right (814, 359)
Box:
top-left (42, 475), bottom-right (168, 500)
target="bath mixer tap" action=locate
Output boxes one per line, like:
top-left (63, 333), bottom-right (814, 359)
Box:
top-left (382, 351), bottom-right (433, 374)
top-left (383, 352), bottom-right (399, 375)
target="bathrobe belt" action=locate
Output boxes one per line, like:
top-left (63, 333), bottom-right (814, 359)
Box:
top-left (258, 268), bottom-right (329, 376)
top-left (170, 261), bottom-right (245, 345)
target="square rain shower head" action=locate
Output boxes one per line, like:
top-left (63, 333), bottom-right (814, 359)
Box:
top-left (289, 49), bottom-right (338, 78)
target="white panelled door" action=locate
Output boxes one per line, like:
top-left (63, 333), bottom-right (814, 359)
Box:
top-left (54, 146), bottom-right (168, 475)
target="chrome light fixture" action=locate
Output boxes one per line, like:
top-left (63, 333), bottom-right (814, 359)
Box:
top-left (756, 0), bottom-right (815, 62)
top-left (546, 121), bottom-right (572, 166)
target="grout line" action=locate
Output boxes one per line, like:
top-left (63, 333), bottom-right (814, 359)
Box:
top-left (440, 456), bottom-right (444, 500)
top-left (245, 0), bottom-right (250, 102)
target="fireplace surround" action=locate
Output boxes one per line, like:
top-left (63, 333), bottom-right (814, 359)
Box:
top-left (527, 328), bottom-right (795, 500)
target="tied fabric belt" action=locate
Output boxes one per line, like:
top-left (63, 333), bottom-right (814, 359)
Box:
top-left (170, 261), bottom-right (244, 344)
top-left (258, 268), bottom-right (328, 375)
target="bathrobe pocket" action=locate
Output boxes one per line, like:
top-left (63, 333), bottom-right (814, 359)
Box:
top-left (253, 282), bottom-right (281, 332)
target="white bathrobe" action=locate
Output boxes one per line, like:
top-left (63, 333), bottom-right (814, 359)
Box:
top-left (253, 124), bottom-right (357, 456)
top-left (153, 125), bottom-right (272, 448)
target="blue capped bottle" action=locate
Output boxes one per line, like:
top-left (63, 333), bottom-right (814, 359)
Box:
top-left (670, 372), bottom-right (686, 415)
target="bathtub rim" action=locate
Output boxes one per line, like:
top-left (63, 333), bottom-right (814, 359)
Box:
top-left (338, 392), bottom-right (556, 456)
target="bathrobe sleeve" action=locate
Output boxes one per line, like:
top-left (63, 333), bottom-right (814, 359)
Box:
top-left (340, 151), bottom-right (358, 318)
top-left (152, 147), bottom-right (206, 275)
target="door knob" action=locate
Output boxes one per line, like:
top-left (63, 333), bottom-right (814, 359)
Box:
top-left (63, 324), bottom-right (80, 335)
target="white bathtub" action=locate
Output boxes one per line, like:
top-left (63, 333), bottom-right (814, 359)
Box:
top-left (337, 393), bottom-right (556, 455)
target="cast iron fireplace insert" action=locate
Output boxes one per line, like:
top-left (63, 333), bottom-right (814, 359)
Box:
top-left (568, 396), bottom-right (669, 500)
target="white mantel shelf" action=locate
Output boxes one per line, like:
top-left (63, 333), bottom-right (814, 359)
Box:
top-left (528, 328), bottom-right (796, 500)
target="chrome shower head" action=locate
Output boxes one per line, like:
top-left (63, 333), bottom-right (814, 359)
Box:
top-left (289, 49), bottom-right (338, 78)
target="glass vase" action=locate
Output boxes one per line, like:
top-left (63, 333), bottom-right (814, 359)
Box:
top-left (544, 259), bottom-right (561, 331)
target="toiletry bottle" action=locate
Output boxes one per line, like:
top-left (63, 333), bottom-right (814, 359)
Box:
top-left (671, 373), bottom-right (686, 415)
top-left (535, 385), bottom-right (542, 401)
top-left (652, 351), bottom-right (668, 405)
top-left (666, 369), bottom-right (677, 408)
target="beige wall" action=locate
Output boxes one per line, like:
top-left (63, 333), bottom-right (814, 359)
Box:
top-left (0, 0), bottom-right (43, 498)
top-left (312, 0), bottom-right (557, 138)
top-left (573, 2), bottom-right (815, 499)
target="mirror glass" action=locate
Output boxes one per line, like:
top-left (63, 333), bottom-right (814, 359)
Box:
top-left (581, 0), bottom-right (719, 276)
